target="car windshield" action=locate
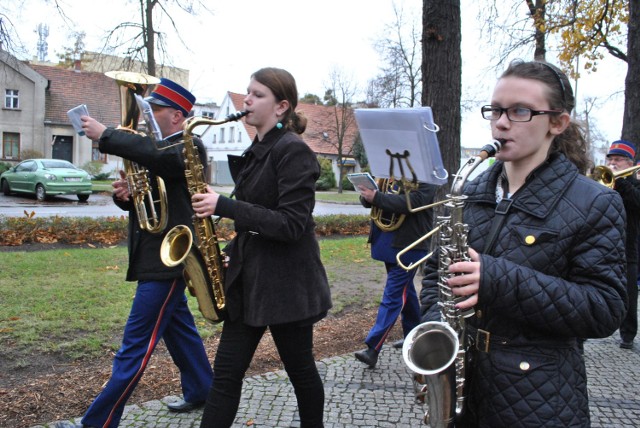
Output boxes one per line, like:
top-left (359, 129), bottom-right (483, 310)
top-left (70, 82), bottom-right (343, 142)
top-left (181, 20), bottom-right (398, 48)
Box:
top-left (42, 160), bottom-right (77, 169)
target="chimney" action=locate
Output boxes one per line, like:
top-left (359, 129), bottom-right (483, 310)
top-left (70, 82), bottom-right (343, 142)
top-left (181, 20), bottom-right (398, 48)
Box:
top-left (74, 59), bottom-right (81, 72)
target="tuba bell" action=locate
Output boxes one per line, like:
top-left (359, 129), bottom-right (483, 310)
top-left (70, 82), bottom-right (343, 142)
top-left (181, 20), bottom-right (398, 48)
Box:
top-left (370, 178), bottom-right (407, 232)
top-left (106, 70), bottom-right (168, 234)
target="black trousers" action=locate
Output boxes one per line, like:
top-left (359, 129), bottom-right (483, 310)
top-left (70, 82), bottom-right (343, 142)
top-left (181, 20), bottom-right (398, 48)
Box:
top-left (620, 262), bottom-right (638, 343)
top-left (200, 318), bottom-right (325, 428)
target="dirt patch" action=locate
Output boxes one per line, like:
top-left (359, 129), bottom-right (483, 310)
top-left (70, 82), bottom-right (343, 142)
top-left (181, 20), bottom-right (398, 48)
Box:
top-left (0, 243), bottom-right (419, 428)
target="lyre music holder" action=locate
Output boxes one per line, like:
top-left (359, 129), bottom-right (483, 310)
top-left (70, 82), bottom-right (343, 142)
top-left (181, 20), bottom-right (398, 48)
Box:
top-left (354, 107), bottom-right (448, 186)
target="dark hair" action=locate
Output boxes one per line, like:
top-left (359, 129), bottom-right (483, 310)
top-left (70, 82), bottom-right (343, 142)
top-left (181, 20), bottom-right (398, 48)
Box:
top-left (501, 60), bottom-right (591, 174)
top-left (251, 67), bottom-right (307, 134)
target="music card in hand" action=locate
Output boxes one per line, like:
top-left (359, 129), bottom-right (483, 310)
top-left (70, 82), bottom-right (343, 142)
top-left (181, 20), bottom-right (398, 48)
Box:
top-left (347, 173), bottom-right (378, 190)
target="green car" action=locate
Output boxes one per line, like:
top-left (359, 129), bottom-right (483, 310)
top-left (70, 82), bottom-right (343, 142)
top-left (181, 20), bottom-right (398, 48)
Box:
top-left (1, 158), bottom-right (93, 202)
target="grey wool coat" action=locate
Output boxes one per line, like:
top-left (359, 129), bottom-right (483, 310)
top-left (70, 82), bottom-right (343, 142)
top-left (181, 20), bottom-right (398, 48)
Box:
top-left (420, 152), bottom-right (627, 427)
top-left (214, 126), bottom-right (332, 327)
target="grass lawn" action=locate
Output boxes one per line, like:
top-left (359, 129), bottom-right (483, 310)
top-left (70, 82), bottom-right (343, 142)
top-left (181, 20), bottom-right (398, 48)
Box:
top-left (0, 236), bottom-right (378, 363)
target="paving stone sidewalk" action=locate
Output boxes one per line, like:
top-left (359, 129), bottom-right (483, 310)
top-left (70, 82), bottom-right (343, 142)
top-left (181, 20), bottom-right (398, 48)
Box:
top-left (38, 332), bottom-right (640, 428)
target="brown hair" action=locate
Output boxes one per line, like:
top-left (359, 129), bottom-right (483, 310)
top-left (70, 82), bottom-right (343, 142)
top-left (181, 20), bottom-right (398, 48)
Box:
top-left (501, 60), bottom-right (591, 174)
top-left (251, 67), bottom-right (307, 134)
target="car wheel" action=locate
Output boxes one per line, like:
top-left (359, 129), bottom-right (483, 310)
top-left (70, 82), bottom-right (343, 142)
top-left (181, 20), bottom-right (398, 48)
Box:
top-left (1, 179), bottom-right (10, 196)
top-left (36, 184), bottom-right (46, 202)
top-left (78, 194), bottom-right (90, 202)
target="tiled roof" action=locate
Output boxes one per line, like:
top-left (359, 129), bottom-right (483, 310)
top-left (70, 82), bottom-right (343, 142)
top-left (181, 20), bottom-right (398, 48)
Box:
top-left (228, 92), bottom-right (358, 157)
top-left (29, 64), bottom-right (124, 127)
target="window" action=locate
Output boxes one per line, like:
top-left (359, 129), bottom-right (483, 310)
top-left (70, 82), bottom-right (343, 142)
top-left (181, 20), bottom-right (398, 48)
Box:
top-left (2, 132), bottom-right (20, 158)
top-left (4, 89), bottom-right (19, 109)
top-left (202, 111), bottom-right (214, 118)
top-left (220, 128), bottom-right (225, 144)
top-left (230, 126), bottom-right (236, 143)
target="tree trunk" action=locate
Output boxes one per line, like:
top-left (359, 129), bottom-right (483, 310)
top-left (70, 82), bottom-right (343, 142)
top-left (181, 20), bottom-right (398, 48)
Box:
top-left (145, 0), bottom-right (156, 76)
top-left (622, 0), bottom-right (640, 146)
top-left (422, 0), bottom-right (462, 188)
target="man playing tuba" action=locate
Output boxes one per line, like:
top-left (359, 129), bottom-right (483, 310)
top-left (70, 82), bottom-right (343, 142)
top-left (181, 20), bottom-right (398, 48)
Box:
top-left (72, 78), bottom-right (213, 428)
top-left (353, 179), bottom-right (438, 368)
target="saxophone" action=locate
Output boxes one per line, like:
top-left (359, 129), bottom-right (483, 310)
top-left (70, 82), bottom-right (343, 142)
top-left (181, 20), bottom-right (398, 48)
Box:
top-left (160, 111), bottom-right (248, 323)
top-left (401, 141), bottom-right (501, 427)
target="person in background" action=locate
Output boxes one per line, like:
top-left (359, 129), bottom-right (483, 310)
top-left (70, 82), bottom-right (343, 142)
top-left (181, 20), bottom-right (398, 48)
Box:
top-left (63, 78), bottom-right (214, 428)
top-left (190, 67), bottom-right (332, 428)
top-left (605, 139), bottom-right (640, 350)
top-left (353, 180), bottom-right (437, 369)
top-left (419, 60), bottom-right (627, 426)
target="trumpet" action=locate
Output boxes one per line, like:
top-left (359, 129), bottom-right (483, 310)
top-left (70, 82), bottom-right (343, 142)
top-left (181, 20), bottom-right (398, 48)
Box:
top-left (590, 164), bottom-right (640, 188)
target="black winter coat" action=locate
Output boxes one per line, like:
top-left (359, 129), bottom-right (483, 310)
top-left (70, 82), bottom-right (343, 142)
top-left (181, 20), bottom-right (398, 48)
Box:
top-left (420, 152), bottom-right (627, 427)
top-left (214, 127), bottom-right (332, 327)
top-left (98, 128), bottom-right (206, 282)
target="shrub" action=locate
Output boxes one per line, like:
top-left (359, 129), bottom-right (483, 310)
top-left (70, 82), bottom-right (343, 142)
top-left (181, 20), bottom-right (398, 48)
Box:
top-left (0, 161), bottom-right (13, 174)
top-left (19, 149), bottom-right (44, 160)
top-left (341, 175), bottom-right (355, 191)
top-left (316, 158), bottom-right (336, 191)
top-left (82, 161), bottom-right (108, 179)
top-left (0, 214), bottom-right (368, 246)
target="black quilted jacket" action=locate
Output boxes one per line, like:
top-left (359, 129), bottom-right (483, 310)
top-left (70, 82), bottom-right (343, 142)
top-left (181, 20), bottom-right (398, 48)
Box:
top-left (420, 152), bottom-right (627, 427)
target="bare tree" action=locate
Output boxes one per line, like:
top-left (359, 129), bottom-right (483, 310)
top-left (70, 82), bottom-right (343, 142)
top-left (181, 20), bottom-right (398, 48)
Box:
top-left (369, 2), bottom-right (422, 108)
top-left (322, 68), bottom-right (359, 193)
top-left (422, 0), bottom-right (462, 186)
top-left (98, 0), bottom-right (211, 76)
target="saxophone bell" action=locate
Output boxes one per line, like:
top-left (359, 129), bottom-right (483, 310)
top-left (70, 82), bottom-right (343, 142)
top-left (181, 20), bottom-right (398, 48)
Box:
top-left (403, 322), bottom-right (460, 427)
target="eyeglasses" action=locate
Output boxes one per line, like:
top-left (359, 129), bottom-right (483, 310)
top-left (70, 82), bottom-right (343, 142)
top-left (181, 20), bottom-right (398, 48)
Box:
top-left (481, 105), bottom-right (563, 122)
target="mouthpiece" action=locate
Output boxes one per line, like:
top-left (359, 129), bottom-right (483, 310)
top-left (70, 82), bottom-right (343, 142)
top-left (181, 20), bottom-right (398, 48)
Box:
top-left (225, 111), bottom-right (248, 121)
top-left (478, 140), bottom-right (502, 160)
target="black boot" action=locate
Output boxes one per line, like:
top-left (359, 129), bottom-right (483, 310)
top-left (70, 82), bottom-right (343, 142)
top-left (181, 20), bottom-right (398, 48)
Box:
top-left (354, 347), bottom-right (378, 368)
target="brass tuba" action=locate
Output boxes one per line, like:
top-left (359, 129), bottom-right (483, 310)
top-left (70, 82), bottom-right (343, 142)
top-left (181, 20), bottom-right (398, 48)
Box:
top-left (160, 111), bottom-right (248, 323)
top-left (401, 141), bottom-right (501, 427)
top-left (370, 178), bottom-right (406, 232)
top-left (106, 70), bottom-right (168, 234)
top-left (589, 164), bottom-right (640, 188)
top-left (370, 150), bottom-right (421, 232)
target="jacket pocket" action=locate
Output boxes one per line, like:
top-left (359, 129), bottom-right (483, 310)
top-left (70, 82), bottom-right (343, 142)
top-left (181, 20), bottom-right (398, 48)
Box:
top-left (486, 348), bottom-right (561, 426)
top-left (511, 224), bottom-right (559, 247)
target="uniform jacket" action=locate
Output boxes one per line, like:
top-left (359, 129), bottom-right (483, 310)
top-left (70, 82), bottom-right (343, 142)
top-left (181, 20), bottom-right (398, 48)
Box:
top-left (360, 182), bottom-right (438, 251)
top-left (613, 175), bottom-right (640, 265)
top-left (99, 128), bottom-right (206, 282)
top-left (420, 152), bottom-right (627, 427)
top-left (214, 127), bottom-right (332, 327)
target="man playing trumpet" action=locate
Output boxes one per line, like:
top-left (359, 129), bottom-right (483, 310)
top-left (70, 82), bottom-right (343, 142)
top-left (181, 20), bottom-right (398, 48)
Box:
top-left (605, 140), bottom-right (640, 350)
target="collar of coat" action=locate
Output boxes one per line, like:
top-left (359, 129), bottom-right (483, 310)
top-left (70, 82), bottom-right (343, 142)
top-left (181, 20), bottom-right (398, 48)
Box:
top-left (464, 152), bottom-right (579, 219)
top-left (245, 126), bottom-right (288, 161)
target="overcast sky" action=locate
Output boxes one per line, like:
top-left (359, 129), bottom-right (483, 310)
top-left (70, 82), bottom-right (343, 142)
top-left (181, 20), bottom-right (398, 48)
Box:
top-left (7, 0), bottom-right (628, 148)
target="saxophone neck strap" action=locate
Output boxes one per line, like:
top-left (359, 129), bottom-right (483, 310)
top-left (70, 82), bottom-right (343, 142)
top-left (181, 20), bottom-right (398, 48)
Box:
top-left (483, 198), bottom-right (514, 254)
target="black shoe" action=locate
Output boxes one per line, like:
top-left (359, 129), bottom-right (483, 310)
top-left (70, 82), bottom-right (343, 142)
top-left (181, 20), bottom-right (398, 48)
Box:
top-left (355, 347), bottom-right (378, 368)
top-left (392, 339), bottom-right (404, 349)
top-left (620, 340), bottom-right (633, 350)
top-left (166, 398), bottom-right (205, 413)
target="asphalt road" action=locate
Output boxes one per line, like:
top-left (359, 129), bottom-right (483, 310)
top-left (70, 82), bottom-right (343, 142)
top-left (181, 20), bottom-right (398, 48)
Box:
top-left (0, 191), bottom-right (369, 219)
